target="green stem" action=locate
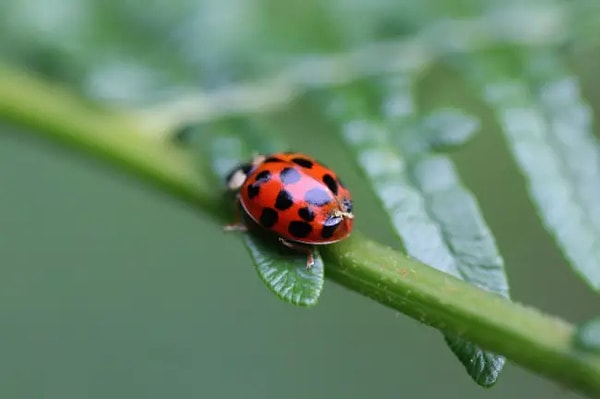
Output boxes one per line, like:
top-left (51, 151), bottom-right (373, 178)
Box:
top-left (2, 65), bottom-right (600, 398)
top-left (0, 66), bottom-right (220, 216)
top-left (322, 238), bottom-right (600, 395)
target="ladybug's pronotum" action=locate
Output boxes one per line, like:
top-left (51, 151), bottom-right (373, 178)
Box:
top-left (225, 152), bottom-right (354, 268)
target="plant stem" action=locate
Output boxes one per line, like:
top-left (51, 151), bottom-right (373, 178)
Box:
top-left (0, 66), bottom-right (221, 215)
top-left (2, 65), bottom-right (600, 398)
top-left (322, 238), bottom-right (600, 396)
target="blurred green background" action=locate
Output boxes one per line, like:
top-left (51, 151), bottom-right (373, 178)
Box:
top-left (2, 0), bottom-right (600, 398)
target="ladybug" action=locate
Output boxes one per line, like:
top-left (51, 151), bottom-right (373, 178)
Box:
top-left (224, 152), bottom-right (354, 268)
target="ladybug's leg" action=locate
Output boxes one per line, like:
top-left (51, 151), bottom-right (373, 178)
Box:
top-left (223, 194), bottom-right (247, 232)
top-left (223, 223), bottom-right (247, 232)
top-left (278, 238), bottom-right (315, 269)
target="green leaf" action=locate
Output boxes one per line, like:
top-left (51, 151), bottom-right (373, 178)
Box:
top-left (461, 51), bottom-right (600, 291)
top-left (575, 317), bottom-right (600, 352)
top-left (322, 77), bottom-right (509, 387)
top-left (188, 121), bottom-right (325, 307)
top-left (243, 234), bottom-right (324, 307)
top-left (421, 108), bottom-right (480, 151)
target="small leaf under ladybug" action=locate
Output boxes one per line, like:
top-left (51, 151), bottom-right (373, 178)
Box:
top-left (243, 232), bottom-right (324, 307)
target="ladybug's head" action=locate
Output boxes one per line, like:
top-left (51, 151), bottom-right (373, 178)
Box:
top-left (320, 197), bottom-right (354, 242)
top-left (331, 198), bottom-right (354, 220)
top-left (225, 154), bottom-right (266, 191)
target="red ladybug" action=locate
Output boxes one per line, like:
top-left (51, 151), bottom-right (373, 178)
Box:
top-left (225, 152), bottom-right (354, 268)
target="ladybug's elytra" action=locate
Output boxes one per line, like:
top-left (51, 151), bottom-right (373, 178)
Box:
top-left (225, 152), bottom-right (354, 268)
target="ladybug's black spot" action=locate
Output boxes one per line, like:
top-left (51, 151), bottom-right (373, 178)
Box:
top-left (288, 221), bottom-right (313, 238)
top-left (247, 184), bottom-right (260, 199)
top-left (280, 167), bottom-right (301, 185)
top-left (255, 170), bottom-right (271, 183)
top-left (260, 208), bottom-right (278, 228)
top-left (322, 173), bottom-right (338, 195)
top-left (298, 207), bottom-right (315, 222)
top-left (304, 188), bottom-right (331, 206)
top-left (264, 157), bottom-right (284, 163)
top-left (275, 190), bottom-right (294, 210)
top-left (322, 216), bottom-right (342, 239)
top-left (292, 157), bottom-right (313, 169)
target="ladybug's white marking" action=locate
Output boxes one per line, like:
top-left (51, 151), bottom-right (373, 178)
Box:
top-left (227, 169), bottom-right (248, 190)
